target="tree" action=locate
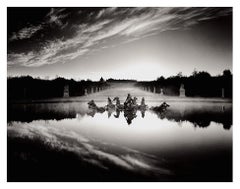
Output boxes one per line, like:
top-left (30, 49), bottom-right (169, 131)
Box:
top-left (157, 76), bottom-right (165, 82)
top-left (100, 77), bottom-right (105, 82)
top-left (177, 72), bottom-right (183, 78)
top-left (223, 70), bottom-right (232, 77)
top-left (192, 69), bottom-right (198, 77)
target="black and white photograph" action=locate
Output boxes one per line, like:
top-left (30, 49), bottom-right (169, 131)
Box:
top-left (7, 7), bottom-right (233, 182)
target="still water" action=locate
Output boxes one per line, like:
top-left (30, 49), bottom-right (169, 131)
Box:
top-left (7, 101), bottom-right (232, 181)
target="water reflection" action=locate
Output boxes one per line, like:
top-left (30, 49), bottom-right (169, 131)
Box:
top-left (124, 109), bottom-right (137, 125)
top-left (8, 101), bottom-right (232, 129)
top-left (7, 101), bottom-right (232, 181)
top-left (88, 107), bottom-right (140, 125)
top-left (8, 119), bottom-right (174, 181)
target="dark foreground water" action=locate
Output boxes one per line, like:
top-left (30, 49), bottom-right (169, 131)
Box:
top-left (7, 101), bottom-right (232, 182)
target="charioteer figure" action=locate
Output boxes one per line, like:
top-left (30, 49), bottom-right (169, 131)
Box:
top-left (124, 93), bottom-right (133, 109)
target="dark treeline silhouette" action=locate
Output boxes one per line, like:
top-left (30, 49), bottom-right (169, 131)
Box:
top-left (8, 70), bottom-right (232, 100)
top-left (136, 70), bottom-right (232, 98)
top-left (7, 76), bottom-right (108, 101)
top-left (106, 78), bottom-right (137, 83)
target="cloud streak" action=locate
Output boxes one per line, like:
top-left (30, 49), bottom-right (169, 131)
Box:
top-left (8, 7), bottom-right (232, 67)
top-left (46, 8), bottom-right (69, 26)
top-left (9, 24), bottom-right (43, 41)
top-left (9, 8), bottom-right (69, 42)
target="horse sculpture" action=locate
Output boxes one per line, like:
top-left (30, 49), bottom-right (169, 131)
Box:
top-left (150, 102), bottom-right (170, 112)
top-left (113, 97), bottom-right (124, 110)
top-left (87, 100), bottom-right (105, 113)
top-left (124, 94), bottom-right (139, 111)
top-left (88, 100), bottom-right (97, 109)
top-left (105, 97), bottom-right (115, 111)
top-left (87, 94), bottom-right (170, 124)
top-left (124, 94), bottom-right (133, 108)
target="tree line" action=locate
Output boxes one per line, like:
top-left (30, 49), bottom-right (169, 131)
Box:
top-left (7, 76), bottom-right (108, 100)
top-left (136, 70), bottom-right (232, 98)
top-left (7, 69), bottom-right (232, 101)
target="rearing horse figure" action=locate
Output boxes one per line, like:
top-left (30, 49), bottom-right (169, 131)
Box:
top-left (113, 97), bottom-right (124, 110)
top-left (105, 97), bottom-right (115, 110)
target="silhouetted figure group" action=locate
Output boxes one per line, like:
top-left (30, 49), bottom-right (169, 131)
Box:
top-left (123, 94), bottom-right (147, 110)
top-left (150, 102), bottom-right (170, 112)
top-left (87, 93), bottom-right (169, 125)
top-left (87, 100), bottom-right (105, 113)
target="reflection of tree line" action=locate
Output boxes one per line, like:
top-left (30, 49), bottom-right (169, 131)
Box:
top-left (7, 103), bottom-right (82, 123)
top-left (151, 106), bottom-right (232, 130)
top-left (8, 103), bottom-right (232, 129)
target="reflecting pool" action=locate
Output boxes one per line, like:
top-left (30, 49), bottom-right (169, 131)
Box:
top-left (7, 101), bottom-right (232, 181)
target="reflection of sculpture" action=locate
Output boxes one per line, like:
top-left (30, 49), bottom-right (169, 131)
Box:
top-left (107, 109), bottom-right (114, 118)
top-left (87, 110), bottom-right (96, 117)
top-left (149, 103), bottom-right (232, 130)
top-left (124, 109), bottom-right (137, 125)
top-left (63, 85), bottom-right (69, 98)
top-left (140, 109), bottom-right (145, 118)
top-left (114, 109), bottom-right (120, 118)
top-left (179, 84), bottom-right (185, 97)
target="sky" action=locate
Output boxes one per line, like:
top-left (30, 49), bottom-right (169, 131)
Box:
top-left (7, 7), bottom-right (232, 81)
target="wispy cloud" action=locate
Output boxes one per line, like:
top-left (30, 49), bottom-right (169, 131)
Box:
top-left (46, 8), bottom-right (69, 26)
top-left (8, 7), bottom-right (232, 67)
top-left (9, 8), bottom-right (69, 42)
top-left (9, 24), bottom-right (43, 41)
